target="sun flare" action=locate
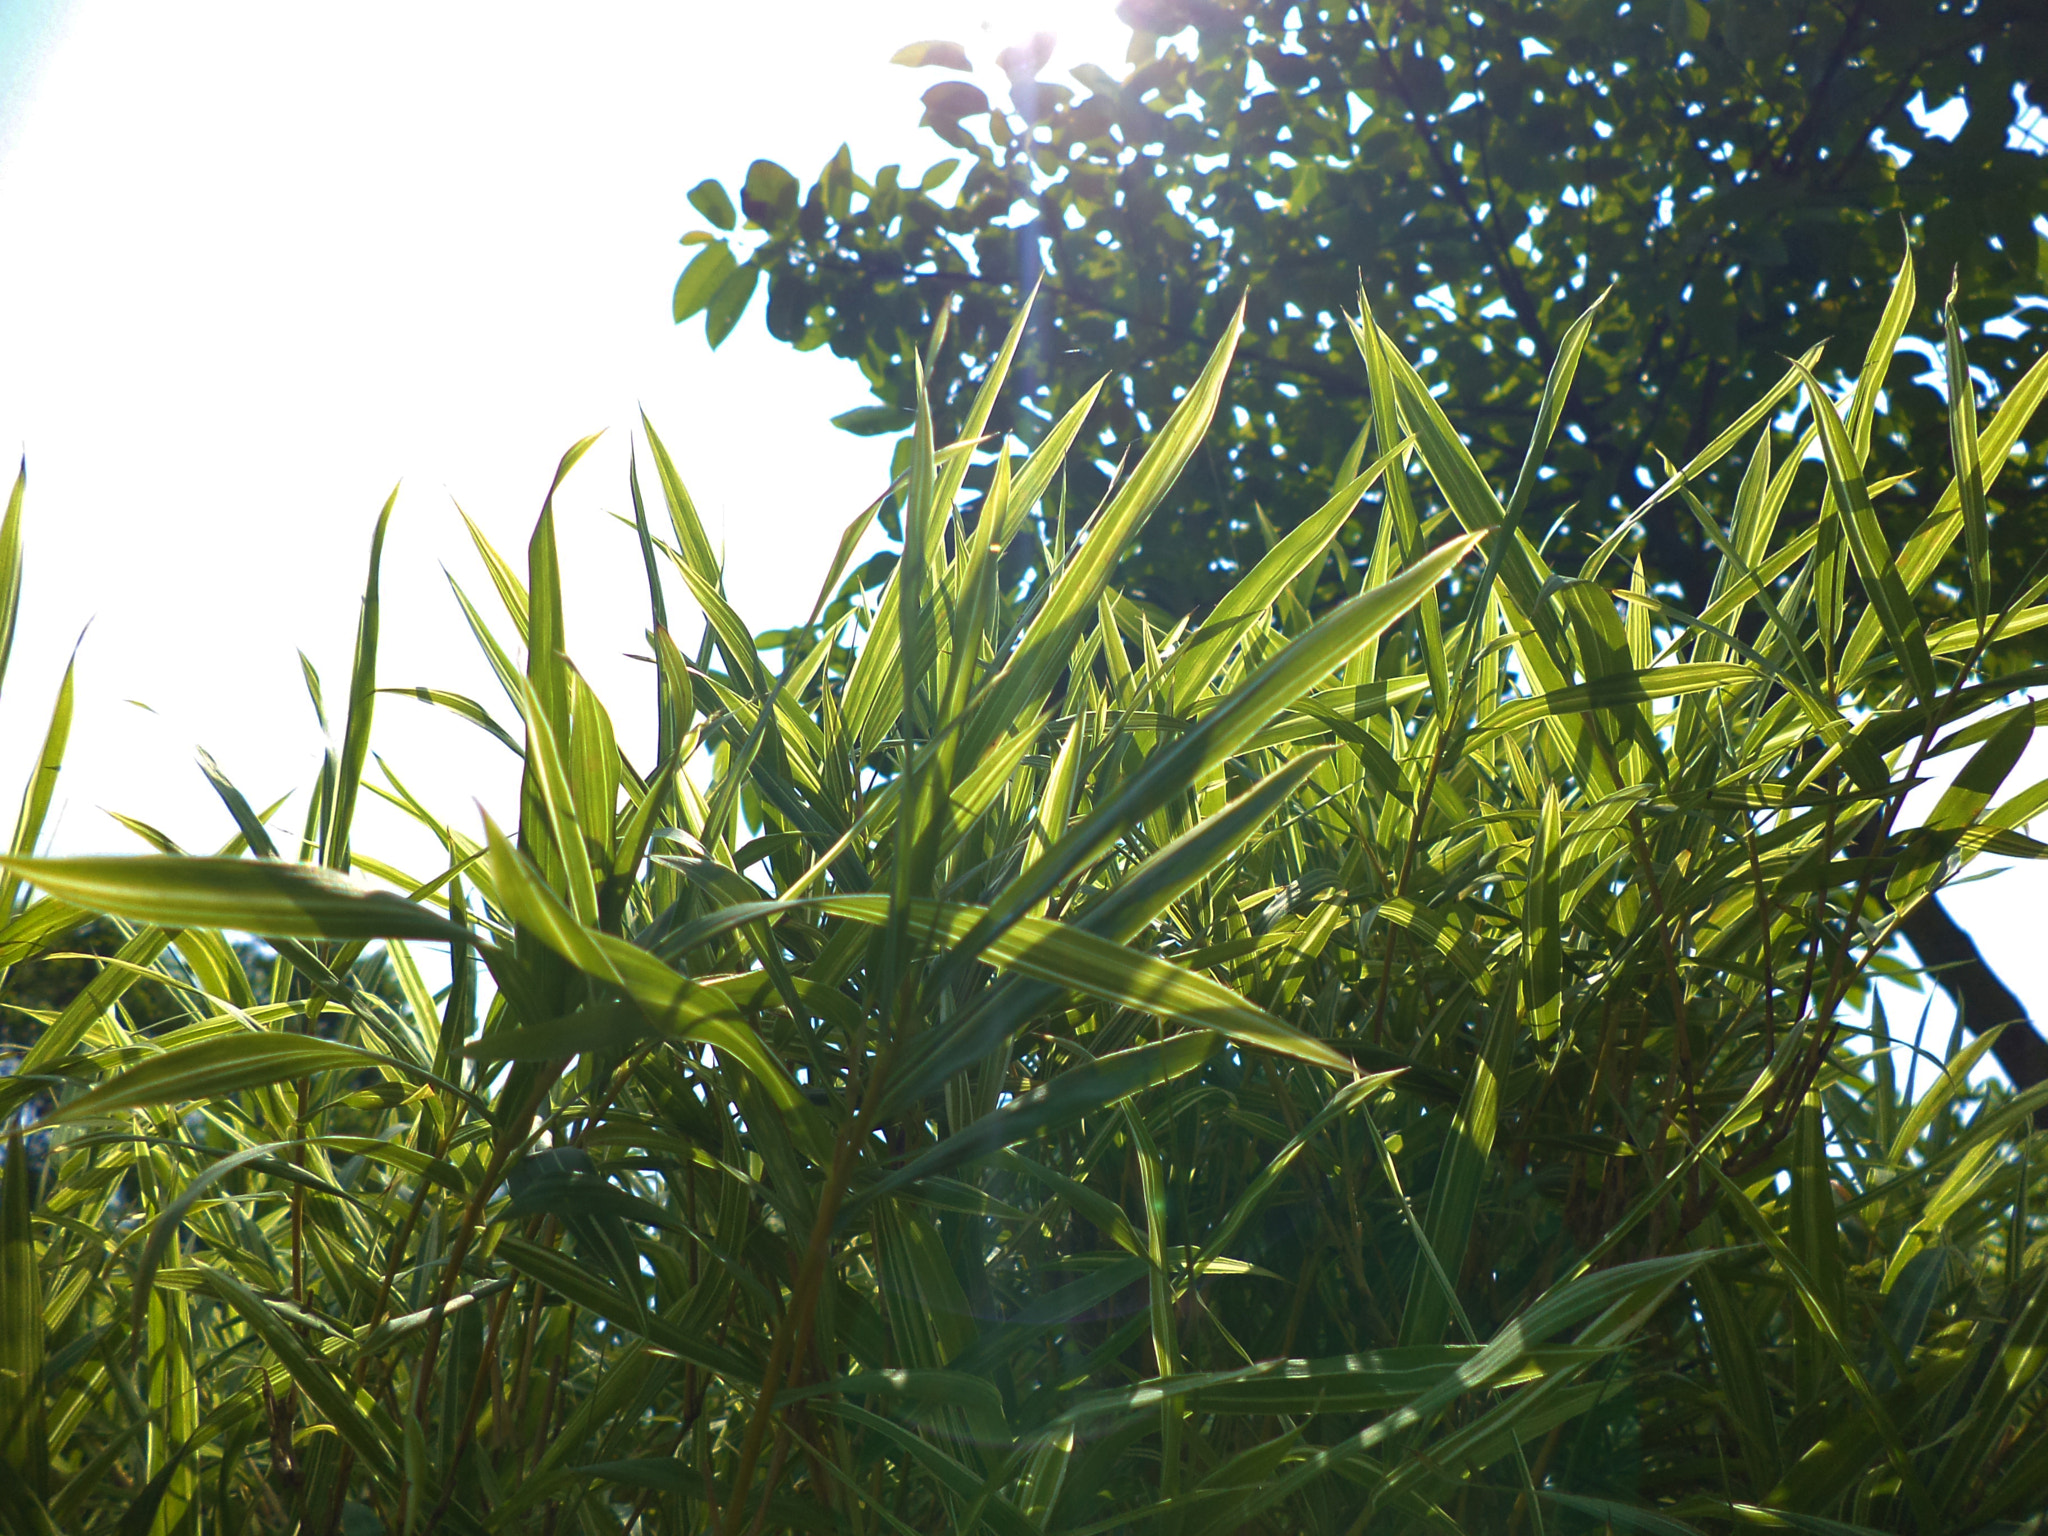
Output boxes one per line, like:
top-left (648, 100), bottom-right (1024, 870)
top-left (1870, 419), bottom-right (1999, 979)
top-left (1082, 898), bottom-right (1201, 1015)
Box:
top-left (957, 0), bottom-right (1134, 76)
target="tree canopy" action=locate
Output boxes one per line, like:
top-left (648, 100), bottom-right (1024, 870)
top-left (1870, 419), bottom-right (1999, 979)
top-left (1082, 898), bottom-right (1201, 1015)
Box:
top-left (677, 0), bottom-right (2048, 619)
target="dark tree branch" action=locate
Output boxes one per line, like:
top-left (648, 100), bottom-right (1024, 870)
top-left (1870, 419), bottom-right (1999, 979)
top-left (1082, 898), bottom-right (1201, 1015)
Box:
top-left (1897, 892), bottom-right (2048, 1126)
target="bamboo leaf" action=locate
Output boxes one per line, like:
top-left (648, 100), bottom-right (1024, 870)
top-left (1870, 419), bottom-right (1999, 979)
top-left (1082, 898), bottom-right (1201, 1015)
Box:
top-left (1524, 786), bottom-right (1563, 1040)
top-left (818, 895), bottom-right (1354, 1073)
top-left (0, 1132), bottom-right (46, 1497)
top-left (130, 1141), bottom-right (292, 1340)
top-left (1504, 288), bottom-right (1606, 521)
top-left (1400, 1003), bottom-right (1514, 1347)
top-left (193, 1264), bottom-right (398, 1481)
top-left (1794, 362), bottom-right (1936, 699)
top-left (0, 855), bottom-right (469, 942)
top-left (1887, 701), bottom-right (2034, 905)
top-left (1847, 244), bottom-right (1916, 459)
top-left (0, 649), bottom-right (74, 921)
top-left (39, 1034), bottom-right (387, 1125)
top-left (846, 1033), bottom-right (1218, 1214)
top-left (0, 462), bottom-right (24, 698)
top-left (1944, 282), bottom-right (1991, 616)
top-left (1167, 441), bottom-right (1408, 714)
top-left (381, 686), bottom-right (521, 754)
top-left (326, 485), bottom-right (397, 873)
top-left (1194, 1073), bottom-right (1400, 1274)
top-left (476, 819), bottom-right (808, 1115)
top-left (964, 531), bottom-right (1482, 963)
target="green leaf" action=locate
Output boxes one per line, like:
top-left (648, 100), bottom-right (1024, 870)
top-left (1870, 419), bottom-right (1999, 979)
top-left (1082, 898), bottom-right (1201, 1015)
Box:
top-left (1542, 1493), bottom-right (1707, 1536)
top-left (381, 686), bottom-right (521, 754)
top-left (1400, 1000), bottom-right (1514, 1347)
top-left (1168, 441), bottom-right (1408, 714)
top-left (1082, 751), bottom-right (1335, 945)
top-left (495, 1234), bottom-right (752, 1378)
top-left (0, 854), bottom-right (470, 942)
top-left (566, 1461), bottom-right (837, 1534)
top-left (476, 819), bottom-right (809, 1116)
top-left (325, 484), bottom-right (396, 873)
top-left (804, 492), bottom-right (892, 632)
top-left (819, 894), bottom-right (1355, 1073)
top-left (1194, 1073), bottom-right (1400, 1275)
top-left (1791, 1093), bottom-right (1847, 1321)
top-left (1136, 1345), bottom-right (1593, 1416)
top-left (1886, 1027), bottom-right (2005, 1167)
top-left (706, 261), bottom-right (762, 347)
top-left (961, 301), bottom-right (1244, 763)
top-left (920, 81), bottom-right (992, 134)
top-left (1847, 244), bottom-right (1916, 458)
top-left (1707, 1162), bottom-right (1937, 1526)
top-left (969, 529), bottom-right (1483, 961)
top-left (831, 404), bottom-right (914, 437)
top-left (39, 1033), bottom-right (386, 1125)
top-left (1230, 1251), bottom-right (1716, 1523)
top-left (1796, 361), bottom-right (1937, 700)
top-left (1523, 786), bottom-right (1563, 1040)
top-left (0, 926), bottom-right (173, 1123)
top-left (673, 240), bottom-right (737, 324)
top-left (639, 411), bottom-right (725, 589)
top-left (687, 178), bottom-right (736, 231)
top-left (0, 1132), bottom-right (46, 1497)
top-left (130, 1141), bottom-right (292, 1340)
top-left (503, 1162), bottom-right (685, 1235)
top-left (0, 461), bottom-right (24, 698)
top-left (1473, 662), bottom-right (1755, 741)
top-left (1693, 1261), bottom-right (1779, 1486)
top-left (1504, 289), bottom-right (1606, 521)
top-left (194, 1264), bottom-right (398, 1480)
top-left (891, 39), bottom-right (973, 70)
top-left (845, 1033), bottom-right (1219, 1214)
top-left (1944, 290), bottom-right (1992, 617)
top-left (463, 1000), bottom-right (644, 1061)
top-left (740, 158), bottom-right (799, 228)
top-left (1887, 700), bottom-right (2034, 905)
top-left (0, 648), bottom-right (74, 921)
top-left (0, 1459), bottom-right (58, 1536)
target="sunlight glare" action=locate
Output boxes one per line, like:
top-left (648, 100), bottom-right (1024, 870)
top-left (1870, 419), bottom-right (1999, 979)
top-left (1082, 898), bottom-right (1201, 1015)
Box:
top-left (950, 0), bottom-right (1135, 79)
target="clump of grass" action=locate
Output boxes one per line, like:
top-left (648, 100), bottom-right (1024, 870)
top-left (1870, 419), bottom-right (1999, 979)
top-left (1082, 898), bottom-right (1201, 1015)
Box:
top-left (1, 252), bottom-right (2046, 1536)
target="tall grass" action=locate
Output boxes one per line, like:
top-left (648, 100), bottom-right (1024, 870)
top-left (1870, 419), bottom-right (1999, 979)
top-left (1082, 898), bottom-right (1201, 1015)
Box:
top-left (1, 252), bottom-right (2045, 1535)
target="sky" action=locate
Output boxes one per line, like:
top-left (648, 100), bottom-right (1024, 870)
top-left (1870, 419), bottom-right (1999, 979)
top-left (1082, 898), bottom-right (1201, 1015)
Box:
top-left (0, 0), bottom-right (1136, 867)
top-left (1, 0), bottom-right (2044, 1082)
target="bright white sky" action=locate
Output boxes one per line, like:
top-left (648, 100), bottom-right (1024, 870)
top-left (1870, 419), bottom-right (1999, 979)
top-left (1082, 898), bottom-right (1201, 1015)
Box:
top-left (0, 0), bottom-right (1135, 862)
top-left (1, 0), bottom-right (2044, 1079)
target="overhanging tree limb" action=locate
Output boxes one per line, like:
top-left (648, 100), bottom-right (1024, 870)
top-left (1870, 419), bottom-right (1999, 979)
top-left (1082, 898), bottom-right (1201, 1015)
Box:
top-left (1897, 893), bottom-right (2048, 1125)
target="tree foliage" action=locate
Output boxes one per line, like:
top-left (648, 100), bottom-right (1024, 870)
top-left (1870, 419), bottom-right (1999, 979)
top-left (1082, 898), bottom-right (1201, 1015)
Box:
top-left (3, 261), bottom-right (2048, 1531)
top-left (679, 0), bottom-right (2048, 619)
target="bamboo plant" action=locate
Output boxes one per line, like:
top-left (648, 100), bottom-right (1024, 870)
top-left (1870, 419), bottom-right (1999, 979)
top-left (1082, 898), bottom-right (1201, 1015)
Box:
top-left (0, 251), bottom-right (2045, 1535)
